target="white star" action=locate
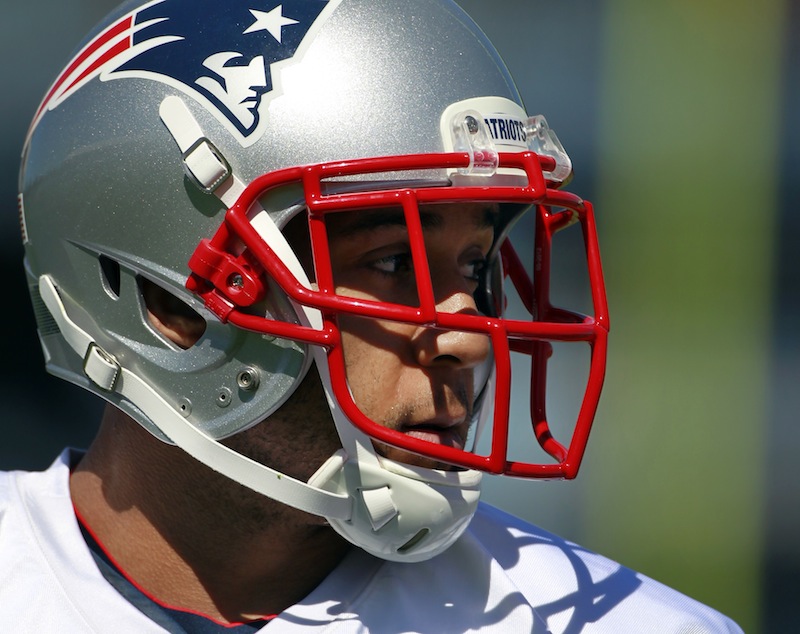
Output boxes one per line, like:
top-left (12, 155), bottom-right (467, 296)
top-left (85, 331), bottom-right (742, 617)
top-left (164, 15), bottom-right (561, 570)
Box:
top-left (244, 5), bottom-right (299, 44)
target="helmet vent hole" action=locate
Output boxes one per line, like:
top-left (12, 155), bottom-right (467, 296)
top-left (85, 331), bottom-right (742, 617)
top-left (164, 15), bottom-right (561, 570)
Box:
top-left (397, 528), bottom-right (430, 553)
top-left (99, 255), bottom-right (121, 299)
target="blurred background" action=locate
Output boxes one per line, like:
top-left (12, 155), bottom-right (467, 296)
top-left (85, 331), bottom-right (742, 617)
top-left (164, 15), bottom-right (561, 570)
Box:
top-left (2, 1), bottom-right (796, 631)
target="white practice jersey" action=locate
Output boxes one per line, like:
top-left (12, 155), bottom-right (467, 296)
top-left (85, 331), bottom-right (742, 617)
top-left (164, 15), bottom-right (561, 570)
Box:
top-left (0, 451), bottom-right (743, 633)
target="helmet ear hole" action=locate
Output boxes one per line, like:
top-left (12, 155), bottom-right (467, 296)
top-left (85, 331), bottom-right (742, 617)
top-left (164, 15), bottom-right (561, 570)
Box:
top-left (140, 278), bottom-right (206, 349)
top-left (99, 255), bottom-right (121, 299)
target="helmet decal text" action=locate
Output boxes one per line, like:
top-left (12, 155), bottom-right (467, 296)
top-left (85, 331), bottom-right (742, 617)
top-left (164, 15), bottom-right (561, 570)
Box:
top-left (483, 115), bottom-right (528, 148)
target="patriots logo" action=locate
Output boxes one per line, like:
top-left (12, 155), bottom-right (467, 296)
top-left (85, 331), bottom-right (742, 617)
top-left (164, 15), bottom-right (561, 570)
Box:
top-left (30, 0), bottom-right (341, 145)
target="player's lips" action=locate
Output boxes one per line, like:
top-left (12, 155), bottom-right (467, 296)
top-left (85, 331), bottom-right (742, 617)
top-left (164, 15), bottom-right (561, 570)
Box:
top-left (401, 418), bottom-right (467, 450)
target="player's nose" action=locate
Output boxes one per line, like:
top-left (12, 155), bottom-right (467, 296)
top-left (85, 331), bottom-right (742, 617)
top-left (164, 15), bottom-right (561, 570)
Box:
top-left (413, 277), bottom-right (491, 370)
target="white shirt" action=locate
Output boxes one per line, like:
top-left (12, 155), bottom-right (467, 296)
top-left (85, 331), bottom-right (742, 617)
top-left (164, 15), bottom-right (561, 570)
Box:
top-left (0, 451), bottom-right (743, 633)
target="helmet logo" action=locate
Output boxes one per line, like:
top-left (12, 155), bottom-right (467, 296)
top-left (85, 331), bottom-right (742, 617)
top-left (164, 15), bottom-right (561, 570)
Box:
top-left (29, 0), bottom-right (341, 146)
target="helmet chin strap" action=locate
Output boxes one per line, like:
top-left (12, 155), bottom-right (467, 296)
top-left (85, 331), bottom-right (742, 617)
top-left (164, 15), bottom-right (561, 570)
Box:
top-left (40, 268), bottom-right (482, 561)
top-left (37, 273), bottom-right (352, 519)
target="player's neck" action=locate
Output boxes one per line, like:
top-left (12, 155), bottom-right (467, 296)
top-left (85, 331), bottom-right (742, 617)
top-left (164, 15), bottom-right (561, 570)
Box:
top-left (69, 406), bottom-right (351, 623)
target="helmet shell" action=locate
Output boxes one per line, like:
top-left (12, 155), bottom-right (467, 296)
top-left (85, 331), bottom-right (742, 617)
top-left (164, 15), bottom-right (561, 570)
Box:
top-left (19, 0), bottom-right (523, 440)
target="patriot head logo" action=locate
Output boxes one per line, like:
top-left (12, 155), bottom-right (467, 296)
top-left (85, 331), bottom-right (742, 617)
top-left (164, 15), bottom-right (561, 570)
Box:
top-left (30, 0), bottom-right (341, 146)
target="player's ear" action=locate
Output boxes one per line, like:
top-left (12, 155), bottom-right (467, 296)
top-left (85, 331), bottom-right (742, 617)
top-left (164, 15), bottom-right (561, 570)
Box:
top-left (141, 279), bottom-right (206, 349)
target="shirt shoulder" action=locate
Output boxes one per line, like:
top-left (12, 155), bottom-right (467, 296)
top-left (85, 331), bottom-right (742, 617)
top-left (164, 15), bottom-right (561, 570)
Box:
top-left (467, 503), bottom-right (744, 634)
top-left (275, 503), bottom-right (742, 633)
top-left (0, 450), bottom-right (168, 634)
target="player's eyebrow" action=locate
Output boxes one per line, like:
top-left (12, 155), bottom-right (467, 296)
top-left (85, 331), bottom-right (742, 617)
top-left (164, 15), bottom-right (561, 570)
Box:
top-left (327, 204), bottom-right (498, 236)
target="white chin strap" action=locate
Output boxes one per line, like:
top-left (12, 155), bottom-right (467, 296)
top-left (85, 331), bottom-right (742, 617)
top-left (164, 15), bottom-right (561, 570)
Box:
top-left (40, 266), bottom-right (482, 561)
top-left (38, 274), bottom-right (353, 519)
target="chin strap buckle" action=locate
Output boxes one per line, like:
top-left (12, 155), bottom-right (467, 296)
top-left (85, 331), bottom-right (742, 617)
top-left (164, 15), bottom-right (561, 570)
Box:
top-left (182, 137), bottom-right (231, 194)
top-left (361, 486), bottom-right (399, 531)
top-left (159, 95), bottom-right (246, 207)
top-left (38, 275), bottom-right (121, 393)
top-left (83, 343), bottom-right (120, 392)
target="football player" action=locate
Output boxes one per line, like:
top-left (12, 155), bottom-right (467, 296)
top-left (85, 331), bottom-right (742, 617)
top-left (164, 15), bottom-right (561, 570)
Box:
top-left (2, 0), bottom-right (742, 631)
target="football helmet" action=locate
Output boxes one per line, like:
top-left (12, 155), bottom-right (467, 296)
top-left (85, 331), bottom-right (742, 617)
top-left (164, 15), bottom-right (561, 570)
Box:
top-left (19, 0), bottom-right (608, 561)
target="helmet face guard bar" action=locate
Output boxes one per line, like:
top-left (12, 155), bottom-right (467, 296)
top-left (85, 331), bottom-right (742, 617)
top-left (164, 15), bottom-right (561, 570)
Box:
top-left (186, 150), bottom-right (609, 479)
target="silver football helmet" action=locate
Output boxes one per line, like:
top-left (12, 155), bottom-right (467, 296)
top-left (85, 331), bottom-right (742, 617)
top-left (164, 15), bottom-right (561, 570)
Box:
top-left (19, 0), bottom-right (608, 561)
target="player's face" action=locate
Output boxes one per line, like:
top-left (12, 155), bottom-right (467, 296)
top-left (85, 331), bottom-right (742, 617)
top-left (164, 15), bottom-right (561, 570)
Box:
top-left (223, 203), bottom-right (495, 487)
top-left (326, 203), bottom-right (495, 469)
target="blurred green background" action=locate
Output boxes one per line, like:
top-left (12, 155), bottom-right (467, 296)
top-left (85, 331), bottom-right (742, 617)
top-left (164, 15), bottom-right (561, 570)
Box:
top-left (2, 2), bottom-right (797, 632)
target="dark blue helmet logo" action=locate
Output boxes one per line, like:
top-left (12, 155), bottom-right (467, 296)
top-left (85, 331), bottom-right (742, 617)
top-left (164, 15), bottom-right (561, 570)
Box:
top-left (31, 0), bottom-right (340, 145)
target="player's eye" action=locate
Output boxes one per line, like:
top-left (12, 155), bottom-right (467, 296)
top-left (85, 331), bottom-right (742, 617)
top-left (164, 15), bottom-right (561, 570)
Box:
top-left (371, 252), bottom-right (413, 276)
top-left (460, 258), bottom-right (487, 283)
